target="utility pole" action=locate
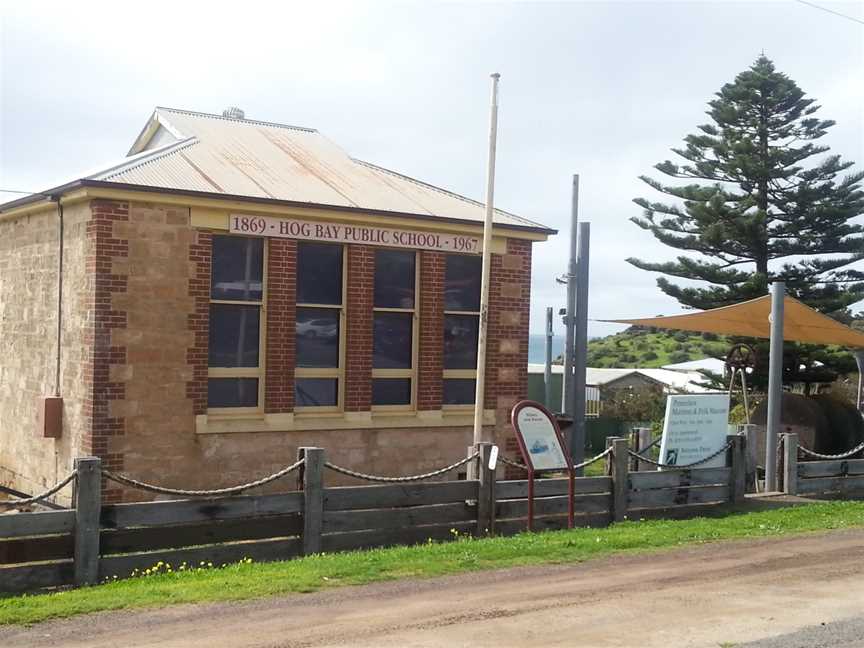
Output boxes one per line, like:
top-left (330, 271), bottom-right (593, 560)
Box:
top-left (765, 281), bottom-right (784, 492)
top-left (572, 222), bottom-right (590, 473)
top-left (561, 175), bottom-right (579, 418)
top-left (472, 73), bottom-right (500, 446)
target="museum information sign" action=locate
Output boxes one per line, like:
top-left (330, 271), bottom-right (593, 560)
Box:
top-left (230, 214), bottom-right (481, 254)
top-left (512, 402), bottom-right (569, 472)
top-left (658, 394), bottom-right (731, 469)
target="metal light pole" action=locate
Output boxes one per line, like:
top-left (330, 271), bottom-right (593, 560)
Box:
top-left (544, 307), bottom-right (554, 410)
top-left (765, 281), bottom-right (785, 492)
top-left (572, 222), bottom-right (590, 472)
top-left (472, 73), bottom-right (500, 446)
top-left (562, 175), bottom-right (579, 417)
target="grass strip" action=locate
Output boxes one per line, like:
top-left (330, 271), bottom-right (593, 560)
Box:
top-left (3, 500), bottom-right (864, 625)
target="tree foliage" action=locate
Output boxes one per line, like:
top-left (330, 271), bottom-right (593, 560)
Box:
top-left (629, 57), bottom-right (864, 315)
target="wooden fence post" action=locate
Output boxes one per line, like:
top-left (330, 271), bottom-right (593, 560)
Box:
top-left (783, 433), bottom-right (798, 496)
top-left (727, 434), bottom-right (746, 504)
top-left (73, 456), bottom-right (101, 586)
top-left (628, 429), bottom-right (638, 472)
top-left (607, 437), bottom-right (629, 523)
top-left (636, 427), bottom-right (652, 472)
top-left (739, 424), bottom-right (757, 493)
top-left (299, 447), bottom-right (324, 556)
top-left (476, 442), bottom-right (496, 536)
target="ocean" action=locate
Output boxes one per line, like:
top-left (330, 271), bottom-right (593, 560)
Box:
top-left (528, 334), bottom-right (565, 364)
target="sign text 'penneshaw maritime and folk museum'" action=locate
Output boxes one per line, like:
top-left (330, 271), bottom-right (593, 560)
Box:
top-left (0, 107), bottom-right (554, 503)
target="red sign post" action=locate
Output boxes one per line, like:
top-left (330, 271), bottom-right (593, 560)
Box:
top-left (510, 400), bottom-right (575, 531)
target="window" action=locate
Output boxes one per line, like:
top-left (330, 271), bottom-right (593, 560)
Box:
top-left (443, 254), bottom-right (481, 405)
top-left (208, 236), bottom-right (265, 411)
top-left (372, 250), bottom-right (417, 408)
top-left (295, 242), bottom-right (344, 409)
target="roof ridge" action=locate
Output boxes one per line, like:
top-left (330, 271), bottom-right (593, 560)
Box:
top-left (93, 137), bottom-right (199, 181)
top-left (156, 107), bottom-right (317, 134)
top-left (352, 158), bottom-right (549, 230)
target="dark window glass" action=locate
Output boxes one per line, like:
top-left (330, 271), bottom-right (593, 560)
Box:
top-left (296, 308), bottom-right (340, 368)
top-left (443, 314), bottom-right (479, 369)
top-left (373, 312), bottom-right (412, 369)
top-left (443, 379), bottom-right (476, 405)
top-left (374, 250), bottom-right (415, 309)
top-left (208, 378), bottom-right (259, 408)
top-left (295, 378), bottom-right (338, 407)
top-left (372, 378), bottom-right (411, 406)
top-left (297, 243), bottom-right (342, 305)
top-left (211, 236), bottom-right (264, 301)
top-left (444, 255), bottom-right (481, 311)
top-left (209, 305), bottom-right (260, 367)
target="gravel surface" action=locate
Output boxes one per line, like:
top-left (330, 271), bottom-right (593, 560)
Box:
top-left (4, 529), bottom-right (864, 647)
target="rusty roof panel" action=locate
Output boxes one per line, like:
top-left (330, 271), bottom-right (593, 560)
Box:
top-left (87, 107), bottom-right (551, 232)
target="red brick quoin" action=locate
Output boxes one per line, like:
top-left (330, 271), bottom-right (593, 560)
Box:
top-left (85, 199), bottom-right (130, 503)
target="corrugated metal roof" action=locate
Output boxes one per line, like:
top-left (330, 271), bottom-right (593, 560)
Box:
top-left (84, 107), bottom-right (551, 232)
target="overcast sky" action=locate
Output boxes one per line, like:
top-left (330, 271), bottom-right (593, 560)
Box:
top-left (1, 0), bottom-right (862, 338)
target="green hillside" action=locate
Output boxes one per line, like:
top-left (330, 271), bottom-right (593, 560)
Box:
top-left (586, 327), bottom-right (728, 368)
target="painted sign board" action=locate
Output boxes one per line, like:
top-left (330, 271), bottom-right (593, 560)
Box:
top-left (658, 394), bottom-right (731, 469)
top-left (511, 401), bottom-right (570, 472)
top-left (230, 214), bottom-right (482, 254)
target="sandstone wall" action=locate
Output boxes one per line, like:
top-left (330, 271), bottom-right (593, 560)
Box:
top-left (0, 202), bottom-right (93, 504)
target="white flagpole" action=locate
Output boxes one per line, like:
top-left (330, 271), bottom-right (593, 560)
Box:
top-left (473, 73), bottom-right (500, 446)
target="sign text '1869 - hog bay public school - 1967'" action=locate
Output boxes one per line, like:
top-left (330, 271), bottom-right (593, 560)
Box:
top-left (230, 214), bottom-right (482, 254)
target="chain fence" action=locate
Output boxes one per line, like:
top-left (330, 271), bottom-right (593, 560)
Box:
top-left (798, 439), bottom-right (864, 461)
top-left (629, 436), bottom-right (662, 460)
top-left (324, 452), bottom-right (479, 483)
top-left (0, 471), bottom-right (77, 509)
top-left (103, 457), bottom-right (306, 497)
top-left (497, 446), bottom-right (613, 472)
top-left (627, 441), bottom-right (733, 469)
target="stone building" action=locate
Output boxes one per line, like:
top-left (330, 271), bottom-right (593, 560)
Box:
top-left (0, 107), bottom-right (554, 503)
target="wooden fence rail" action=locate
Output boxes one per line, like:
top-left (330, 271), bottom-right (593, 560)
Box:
top-left (783, 433), bottom-right (864, 498)
top-left (2, 436), bottom-right (749, 594)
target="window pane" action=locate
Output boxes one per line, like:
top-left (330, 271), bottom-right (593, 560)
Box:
top-left (211, 236), bottom-right (263, 301)
top-left (443, 379), bottom-right (476, 405)
top-left (444, 255), bottom-right (481, 311)
top-left (443, 314), bottom-right (478, 369)
top-left (296, 308), bottom-right (340, 367)
top-left (373, 312), bottom-right (413, 369)
top-left (208, 378), bottom-right (259, 408)
top-left (374, 250), bottom-right (415, 309)
top-left (297, 242), bottom-right (343, 305)
top-left (295, 378), bottom-right (338, 407)
top-left (209, 305), bottom-right (260, 367)
top-left (372, 378), bottom-right (411, 406)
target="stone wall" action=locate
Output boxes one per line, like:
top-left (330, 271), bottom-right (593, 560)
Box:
top-left (0, 202), bottom-right (93, 504)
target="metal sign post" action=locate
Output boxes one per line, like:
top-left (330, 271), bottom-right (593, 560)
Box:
top-left (544, 307), bottom-right (554, 410)
top-left (511, 400), bottom-right (575, 531)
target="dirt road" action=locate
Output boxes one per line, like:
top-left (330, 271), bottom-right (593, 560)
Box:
top-left (4, 529), bottom-right (864, 647)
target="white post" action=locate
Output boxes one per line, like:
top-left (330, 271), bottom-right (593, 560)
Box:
top-left (473, 73), bottom-right (500, 445)
top-left (765, 281), bottom-right (785, 492)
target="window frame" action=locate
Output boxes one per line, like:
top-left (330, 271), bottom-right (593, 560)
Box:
top-left (371, 250), bottom-right (419, 412)
top-left (442, 253), bottom-right (481, 410)
top-left (294, 244), bottom-right (347, 413)
top-left (207, 235), bottom-right (268, 416)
